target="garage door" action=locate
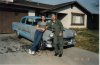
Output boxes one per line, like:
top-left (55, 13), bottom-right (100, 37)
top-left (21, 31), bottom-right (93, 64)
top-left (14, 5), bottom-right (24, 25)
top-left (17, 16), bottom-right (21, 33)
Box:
top-left (0, 11), bottom-right (27, 33)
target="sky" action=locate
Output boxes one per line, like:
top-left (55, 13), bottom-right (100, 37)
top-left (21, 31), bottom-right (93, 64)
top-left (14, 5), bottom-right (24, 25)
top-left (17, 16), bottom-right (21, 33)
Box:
top-left (31, 0), bottom-right (99, 14)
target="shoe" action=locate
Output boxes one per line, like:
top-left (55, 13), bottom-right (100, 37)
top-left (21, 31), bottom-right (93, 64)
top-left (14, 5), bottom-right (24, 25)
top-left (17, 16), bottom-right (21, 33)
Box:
top-left (28, 49), bottom-right (32, 54)
top-left (54, 53), bottom-right (58, 56)
top-left (31, 51), bottom-right (35, 55)
top-left (59, 54), bottom-right (62, 57)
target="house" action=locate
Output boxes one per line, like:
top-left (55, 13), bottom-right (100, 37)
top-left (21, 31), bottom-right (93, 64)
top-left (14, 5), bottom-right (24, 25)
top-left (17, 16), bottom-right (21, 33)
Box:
top-left (0, 0), bottom-right (99, 33)
top-left (0, 0), bottom-right (52, 33)
top-left (41, 1), bottom-right (99, 29)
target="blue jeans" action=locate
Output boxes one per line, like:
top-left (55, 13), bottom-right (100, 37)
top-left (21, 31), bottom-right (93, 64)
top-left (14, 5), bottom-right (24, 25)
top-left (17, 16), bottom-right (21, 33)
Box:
top-left (31, 30), bottom-right (43, 51)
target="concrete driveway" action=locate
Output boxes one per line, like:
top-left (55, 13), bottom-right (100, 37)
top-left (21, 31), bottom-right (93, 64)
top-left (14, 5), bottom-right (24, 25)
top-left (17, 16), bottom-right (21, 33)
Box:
top-left (0, 34), bottom-right (99, 65)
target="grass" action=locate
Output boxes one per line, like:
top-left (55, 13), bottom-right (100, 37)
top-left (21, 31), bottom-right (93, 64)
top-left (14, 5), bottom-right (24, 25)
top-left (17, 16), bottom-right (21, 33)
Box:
top-left (73, 29), bottom-right (99, 53)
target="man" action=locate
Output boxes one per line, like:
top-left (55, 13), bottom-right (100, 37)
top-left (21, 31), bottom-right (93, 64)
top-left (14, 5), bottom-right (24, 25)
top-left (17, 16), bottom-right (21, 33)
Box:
top-left (47, 14), bottom-right (64, 57)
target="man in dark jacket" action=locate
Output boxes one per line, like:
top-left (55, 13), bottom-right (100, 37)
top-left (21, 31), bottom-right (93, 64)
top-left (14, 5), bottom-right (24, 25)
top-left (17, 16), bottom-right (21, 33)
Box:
top-left (47, 14), bottom-right (63, 57)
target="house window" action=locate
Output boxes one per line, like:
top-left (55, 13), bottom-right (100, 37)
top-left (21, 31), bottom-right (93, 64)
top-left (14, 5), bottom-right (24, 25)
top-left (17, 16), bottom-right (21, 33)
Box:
top-left (71, 13), bottom-right (84, 25)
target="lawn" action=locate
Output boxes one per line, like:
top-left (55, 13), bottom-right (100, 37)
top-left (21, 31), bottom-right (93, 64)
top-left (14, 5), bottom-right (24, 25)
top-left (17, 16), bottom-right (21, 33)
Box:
top-left (73, 29), bottom-right (99, 53)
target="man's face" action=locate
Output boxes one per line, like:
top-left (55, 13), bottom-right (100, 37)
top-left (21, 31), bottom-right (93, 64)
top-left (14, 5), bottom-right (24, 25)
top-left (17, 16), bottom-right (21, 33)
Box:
top-left (51, 15), bottom-right (56, 21)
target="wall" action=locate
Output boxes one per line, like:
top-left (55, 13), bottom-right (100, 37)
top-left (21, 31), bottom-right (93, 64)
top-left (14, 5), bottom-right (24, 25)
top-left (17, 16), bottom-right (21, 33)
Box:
top-left (0, 0), bottom-right (13, 2)
top-left (0, 11), bottom-right (28, 33)
top-left (28, 10), bottom-right (35, 16)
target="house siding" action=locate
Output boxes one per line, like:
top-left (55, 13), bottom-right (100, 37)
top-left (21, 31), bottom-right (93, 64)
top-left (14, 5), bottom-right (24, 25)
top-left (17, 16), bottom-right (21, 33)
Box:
top-left (28, 10), bottom-right (35, 16)
top-left (53, 5), bottom-right (87, 29)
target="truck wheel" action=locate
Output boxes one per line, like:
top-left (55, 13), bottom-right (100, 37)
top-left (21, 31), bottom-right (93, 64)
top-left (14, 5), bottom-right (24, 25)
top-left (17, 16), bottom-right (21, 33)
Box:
top-left (40, 40), bottom-right (46, 50)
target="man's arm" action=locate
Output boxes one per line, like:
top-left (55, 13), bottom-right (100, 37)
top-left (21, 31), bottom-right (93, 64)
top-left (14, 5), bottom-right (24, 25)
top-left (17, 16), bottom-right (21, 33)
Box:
top-left (58, 20), bottom-right (63, 33)
top-left (58, 20), bottom-right (64, 36)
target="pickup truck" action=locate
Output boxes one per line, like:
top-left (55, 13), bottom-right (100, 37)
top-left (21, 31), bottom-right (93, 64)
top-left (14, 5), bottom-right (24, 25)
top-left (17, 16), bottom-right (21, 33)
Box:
top-left (12, 16), bottom-right (76, 49)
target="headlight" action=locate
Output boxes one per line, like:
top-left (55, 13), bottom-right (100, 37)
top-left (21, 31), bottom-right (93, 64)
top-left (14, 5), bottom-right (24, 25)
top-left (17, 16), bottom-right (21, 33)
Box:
top-left (49, 33), bottom-right (54, 37)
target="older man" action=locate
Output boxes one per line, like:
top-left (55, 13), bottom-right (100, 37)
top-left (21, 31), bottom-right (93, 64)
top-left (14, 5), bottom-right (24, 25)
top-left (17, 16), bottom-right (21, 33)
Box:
top-left (47, 14), bottom-right (64, 57)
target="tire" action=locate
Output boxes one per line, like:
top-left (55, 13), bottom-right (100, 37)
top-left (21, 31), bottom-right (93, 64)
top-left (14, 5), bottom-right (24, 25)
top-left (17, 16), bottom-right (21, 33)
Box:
top-left (40, 40), bottom-right (46, 50)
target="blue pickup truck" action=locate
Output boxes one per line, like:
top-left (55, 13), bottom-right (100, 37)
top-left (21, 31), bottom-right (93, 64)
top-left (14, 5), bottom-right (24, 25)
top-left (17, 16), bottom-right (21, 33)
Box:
top-left (12, 16), bottom-right (76, 49)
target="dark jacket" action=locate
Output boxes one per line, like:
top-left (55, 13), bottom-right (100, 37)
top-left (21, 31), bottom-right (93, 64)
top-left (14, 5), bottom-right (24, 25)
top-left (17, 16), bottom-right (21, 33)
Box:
top-left (47, 20), bottom-right (63, 36)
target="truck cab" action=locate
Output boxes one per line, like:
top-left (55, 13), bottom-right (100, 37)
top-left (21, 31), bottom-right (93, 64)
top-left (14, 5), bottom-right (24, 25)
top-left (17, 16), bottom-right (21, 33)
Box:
top-left (12, 16), bottom-right (50, 42)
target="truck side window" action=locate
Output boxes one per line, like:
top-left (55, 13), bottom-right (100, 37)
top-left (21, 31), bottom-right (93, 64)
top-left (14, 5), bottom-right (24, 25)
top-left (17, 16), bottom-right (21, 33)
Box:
top-left (32, 22), bottom-right (37, 26)
top-left (21, 18), bottom-right (26, 23)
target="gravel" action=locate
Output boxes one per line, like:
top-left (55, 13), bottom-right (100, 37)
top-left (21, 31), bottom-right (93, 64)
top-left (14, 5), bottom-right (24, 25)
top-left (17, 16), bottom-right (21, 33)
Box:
top-left (0, 34), bottom-right (32, 54)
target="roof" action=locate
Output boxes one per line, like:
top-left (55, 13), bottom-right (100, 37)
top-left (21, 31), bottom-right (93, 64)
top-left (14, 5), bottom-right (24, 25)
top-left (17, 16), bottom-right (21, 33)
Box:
top-left (31, 0), bottom-right (99, 14)
top-left (0, 0), bottom-right (53, 10)
top-left (41, 1), bottom-right (92, 14)
top-left (14, 0), bottom-right (53, 9)
top-left (22, 16), bottom-right (51, 19)
top-left (0, 0), bottom-right (99, 14)
top-left (23, 16), bottom-right (41, 19)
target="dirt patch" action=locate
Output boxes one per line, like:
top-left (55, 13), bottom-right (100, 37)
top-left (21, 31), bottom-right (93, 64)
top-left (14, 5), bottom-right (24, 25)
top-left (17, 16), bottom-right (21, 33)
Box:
top-left (0, 35), bottom-right (32, 54)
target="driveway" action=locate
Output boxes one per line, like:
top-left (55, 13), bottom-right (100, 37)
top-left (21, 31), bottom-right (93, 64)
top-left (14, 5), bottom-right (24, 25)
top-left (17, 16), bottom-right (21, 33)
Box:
top-left (0, 34), bottom-right (99, 65)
